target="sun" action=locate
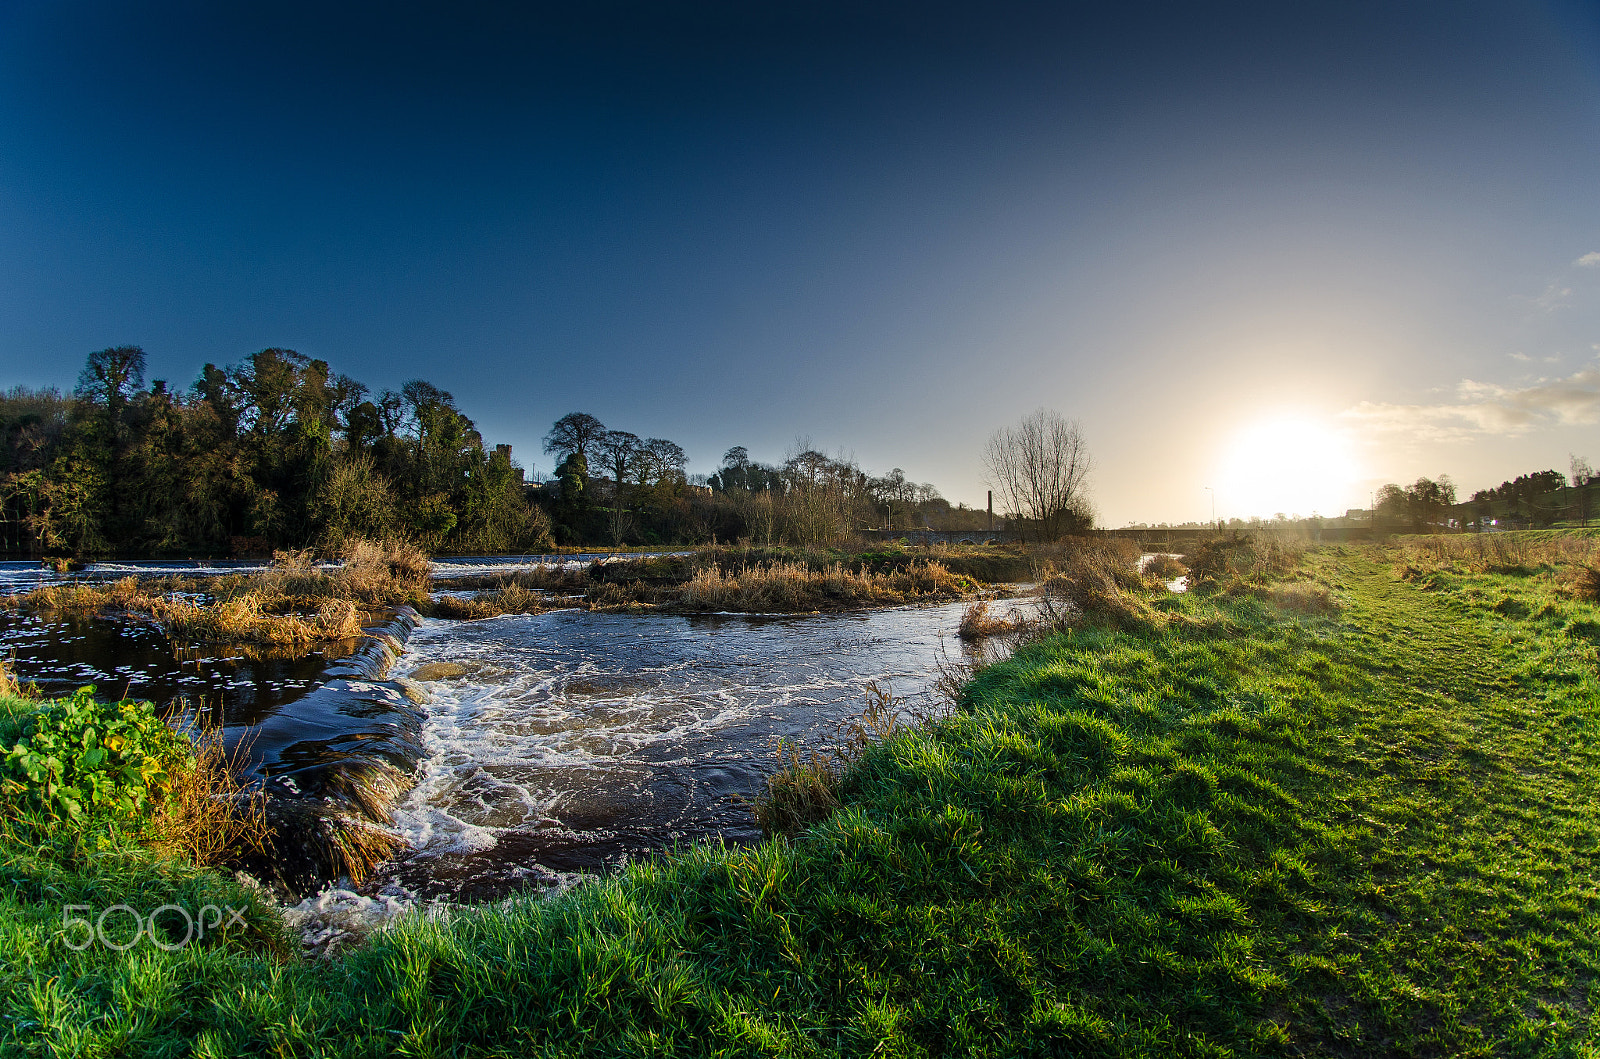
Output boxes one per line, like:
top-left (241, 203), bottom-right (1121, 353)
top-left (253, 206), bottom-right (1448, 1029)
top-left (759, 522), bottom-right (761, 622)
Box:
top-left (1214, 414), bottom-right (1360, 519)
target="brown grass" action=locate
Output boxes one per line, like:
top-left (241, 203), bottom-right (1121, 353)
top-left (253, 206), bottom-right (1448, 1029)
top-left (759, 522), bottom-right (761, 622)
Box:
top-left (1393, 533), bottom-right (1600, 574)
top-left (148, 729), bottom-right (273, 868)
top-left (1184, 532), bottom-right (1304, 590)
top-left (0, 655), bottom-right (21, 698)
top-left (1034, 539), bottom-right (1165, 633)
top-left (753, 683), bottom-right (900, 838)
top-left (957, 601), bottom-right (1026, 640)
top-left (1143, 553), bottom-right (1188, 580)
top-left (671, 560), bottom-right (978, 612)
top-left (1578, 566), bottom-right (1600, 603)
top-left (426, 582), bottom-right (553, 620)
top-left (0, 537), bottom-right (432, 644)
top-left (150, 594), bottom-right (365, 645)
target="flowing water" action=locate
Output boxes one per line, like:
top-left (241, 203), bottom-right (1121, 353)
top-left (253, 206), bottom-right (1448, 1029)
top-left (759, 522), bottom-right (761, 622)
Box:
top-left (3, 554), bottom-right (1030, 902)
top-left (380, 600), bottom-right (1013, 900)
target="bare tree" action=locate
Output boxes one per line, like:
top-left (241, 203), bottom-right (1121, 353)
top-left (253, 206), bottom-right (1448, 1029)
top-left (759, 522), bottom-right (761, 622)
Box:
top-left (981, 409), bottom-right (1092, 541)
top-left (542, 412), bottom-right (607, 464)
top-left (596, 430), bottom-right (642, 544)
top-left (1573, 454), bottom-right (1594, 527)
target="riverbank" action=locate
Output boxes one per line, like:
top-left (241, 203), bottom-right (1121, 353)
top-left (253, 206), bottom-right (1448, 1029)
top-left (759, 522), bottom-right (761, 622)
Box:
top-left (6, 539), bottom-right (1600, 1053)
top-left (2, 540), bottom-right (1024, 637)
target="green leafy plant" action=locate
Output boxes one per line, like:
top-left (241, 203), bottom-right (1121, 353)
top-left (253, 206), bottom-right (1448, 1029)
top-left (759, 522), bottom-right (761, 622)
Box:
top-left (1, 687), bottom-right (188, 825)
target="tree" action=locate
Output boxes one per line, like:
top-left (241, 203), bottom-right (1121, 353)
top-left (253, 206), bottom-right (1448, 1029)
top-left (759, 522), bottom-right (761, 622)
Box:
top-left (75, 345), bottom-right (146, 436)
top-left (1403, 475), bottom-right (1455, 531)
top-left (542, 413), bottom-right (606, 465)
top-left (639, 438), bottom-right (688, 486)
top-left (596, 430), bottom-right (642, 488)
top-left (595, 430), bottom-right (642, 545)
top-left (1572, 455), bottom-right (1594, 527)
top-left (981, 409), bottom-right (1093, 541)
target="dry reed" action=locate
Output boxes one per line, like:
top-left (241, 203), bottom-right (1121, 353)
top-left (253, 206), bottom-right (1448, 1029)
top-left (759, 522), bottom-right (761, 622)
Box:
top-left (673, 559), bottom-right (976, 612)
top-left (1143, 553), bottom-right (1188, 580)
top-left (957, 601), bottom-right (1027, 640)
top-left (148, 729), bottom-right (273, 868)
top-left (0, 655), bottom-right (21, 698)
top-left (1034, 540), bottom-right (1164, 632)
top-left (150, 594), bottom-right (364, 645)
top-left (754, 682), bottom-right (900, 838)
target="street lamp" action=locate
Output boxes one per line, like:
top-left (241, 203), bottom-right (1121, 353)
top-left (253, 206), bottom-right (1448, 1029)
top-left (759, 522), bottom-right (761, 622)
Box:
top-left (1204, 486), bottom-right (1215, 530)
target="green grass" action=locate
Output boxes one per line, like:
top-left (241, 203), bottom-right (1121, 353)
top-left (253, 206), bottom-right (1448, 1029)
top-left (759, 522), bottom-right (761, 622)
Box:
top-left (4, 545), bottom-right (1600, 1055)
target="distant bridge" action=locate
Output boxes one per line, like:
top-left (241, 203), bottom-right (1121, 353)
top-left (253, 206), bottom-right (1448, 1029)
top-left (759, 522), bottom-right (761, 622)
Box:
top-left (864, 526), bottom-right (1382, 549)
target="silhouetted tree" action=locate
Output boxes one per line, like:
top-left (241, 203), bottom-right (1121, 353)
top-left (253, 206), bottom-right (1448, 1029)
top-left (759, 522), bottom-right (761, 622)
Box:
top-left (981, 409), bottom-right (1093, 541)
top-left (543, 412), bottom-right (606, 465)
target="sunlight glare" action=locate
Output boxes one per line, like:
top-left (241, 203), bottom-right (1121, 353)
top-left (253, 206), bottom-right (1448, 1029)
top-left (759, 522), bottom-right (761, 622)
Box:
top-left (1215, 415), bottom-right (1359, 519)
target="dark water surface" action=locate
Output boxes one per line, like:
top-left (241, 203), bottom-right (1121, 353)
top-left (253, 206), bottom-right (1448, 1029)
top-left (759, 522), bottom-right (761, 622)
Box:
top-left (0, 610), bottom-right (344, 728)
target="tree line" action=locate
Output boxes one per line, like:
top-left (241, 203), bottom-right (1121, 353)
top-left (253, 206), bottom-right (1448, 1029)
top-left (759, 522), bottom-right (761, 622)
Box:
top-left (0, 346), bottom-right (550, 557)
top-left (1374, 454), bottom-right (1597, 532)
top-left (0, 348), bottom-right (1003, 557)
top-left (536, 411), bottom-right (987, 547)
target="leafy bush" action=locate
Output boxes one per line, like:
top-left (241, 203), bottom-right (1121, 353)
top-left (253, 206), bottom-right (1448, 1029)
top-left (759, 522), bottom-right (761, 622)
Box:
top-left (0, 688), bottom-right (188, 826)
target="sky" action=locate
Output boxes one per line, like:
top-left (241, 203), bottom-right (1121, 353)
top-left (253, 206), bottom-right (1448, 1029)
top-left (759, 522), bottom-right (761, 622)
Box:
top-left (2, 0), bottom-right (1599, 524)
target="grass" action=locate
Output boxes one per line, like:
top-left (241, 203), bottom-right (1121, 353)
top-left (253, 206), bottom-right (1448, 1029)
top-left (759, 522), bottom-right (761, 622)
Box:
top-left (1, 539), bottom-right (428, 645)
top-left (7, 538), bottom-right (1600, 1054)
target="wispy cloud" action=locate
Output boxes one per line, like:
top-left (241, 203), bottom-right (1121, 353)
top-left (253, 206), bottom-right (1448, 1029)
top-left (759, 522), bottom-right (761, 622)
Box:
top-left (1509, 351), bottom-right (1562, 364)
top-left (1534, 283), bottom-right (1572, 311)
top-left (1341, 367), bottom-right (1600, 442)
top-left (1575, 251), bottom-right (1600, 267)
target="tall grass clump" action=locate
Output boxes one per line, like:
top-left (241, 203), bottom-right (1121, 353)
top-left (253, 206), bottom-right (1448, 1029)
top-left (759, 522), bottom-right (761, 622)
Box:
top-left (1142, 552), bottom-right (1187, 580)
top-left (147, 729), bottom-right (272, 868)
top-left (1033, 538), bottom-right (1166, 632)
top-left (1184, 531), bottom-right (1304, 590)
top-left (957, 600), bottom-right (1027, 640)
top-left (150, 593), bottom-right (364, 645)
top-left (753, 682), bottom-right (900, 838)
top-left (667, 559), bottom-right (977, 612)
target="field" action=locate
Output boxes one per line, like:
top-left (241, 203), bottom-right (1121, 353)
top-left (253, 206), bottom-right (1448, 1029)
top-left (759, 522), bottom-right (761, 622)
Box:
top-left (3, 536), bottom-right (1600, 1055)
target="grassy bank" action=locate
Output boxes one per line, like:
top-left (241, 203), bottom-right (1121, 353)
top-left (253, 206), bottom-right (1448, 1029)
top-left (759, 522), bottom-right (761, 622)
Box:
top-left (6, 541), bottom-right (1600, 1054)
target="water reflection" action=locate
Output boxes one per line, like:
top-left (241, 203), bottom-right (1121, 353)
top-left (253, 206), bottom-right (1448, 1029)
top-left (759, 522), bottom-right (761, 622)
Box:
top-left (0, 610), bottom-right (343, 726)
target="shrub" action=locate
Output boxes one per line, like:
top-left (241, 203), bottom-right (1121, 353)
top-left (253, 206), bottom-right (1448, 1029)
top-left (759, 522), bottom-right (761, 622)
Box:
top-left (957, 601), bottom-right (1026, 640)
top-left (0, 688), bottom-right (188, 827)
top-left (1036, 541), bottom-right (1162, 632)
top-left (1143, 553), bottom-right (1187, 580)
top-left (1577, 566), bottom-right (1600, 602)
top-left (1185, 532), bottom-right (1302, 590)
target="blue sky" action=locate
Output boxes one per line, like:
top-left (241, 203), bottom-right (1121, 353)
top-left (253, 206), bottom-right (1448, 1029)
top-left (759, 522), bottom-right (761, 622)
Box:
top-left (3, 1), bottom-right (1599, 522)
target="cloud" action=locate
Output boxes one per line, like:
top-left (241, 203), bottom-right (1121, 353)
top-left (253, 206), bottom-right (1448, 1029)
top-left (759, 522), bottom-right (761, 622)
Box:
top-left (1535, 284), bottom-right (1572, 311)
top-left (1341, 367), bottom-right (1600, 442)
top-left (1576, 251), bottom-right (1600, 267)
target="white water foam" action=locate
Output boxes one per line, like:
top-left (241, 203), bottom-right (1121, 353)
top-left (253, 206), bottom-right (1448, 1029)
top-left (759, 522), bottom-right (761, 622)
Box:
top-left (386, 602), bottom-right (1012, 867)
